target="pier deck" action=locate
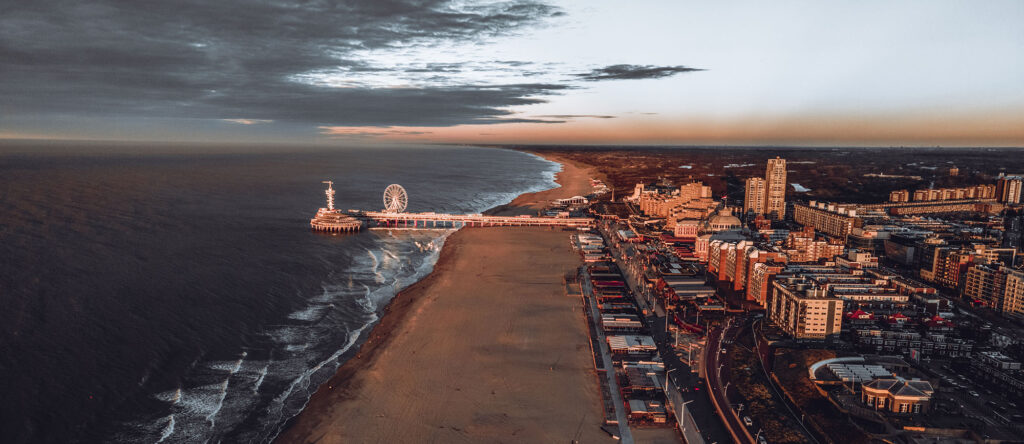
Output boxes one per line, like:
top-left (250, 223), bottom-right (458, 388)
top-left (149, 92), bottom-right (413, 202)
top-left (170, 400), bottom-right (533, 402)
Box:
top-left (356, 211), bottom-right (593, 228)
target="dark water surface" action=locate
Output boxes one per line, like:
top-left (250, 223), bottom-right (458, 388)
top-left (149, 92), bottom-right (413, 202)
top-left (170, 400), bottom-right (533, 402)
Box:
top-left (0, 144), bottom-right (558, 443)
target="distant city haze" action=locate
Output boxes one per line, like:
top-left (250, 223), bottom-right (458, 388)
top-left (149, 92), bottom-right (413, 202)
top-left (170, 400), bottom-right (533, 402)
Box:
top-left (2, 1), bottom-right (1023, 145)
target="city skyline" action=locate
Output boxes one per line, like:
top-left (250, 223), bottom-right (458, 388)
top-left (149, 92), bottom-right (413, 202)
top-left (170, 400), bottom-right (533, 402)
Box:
top-left (3, 1), bottom-right (1024, 146)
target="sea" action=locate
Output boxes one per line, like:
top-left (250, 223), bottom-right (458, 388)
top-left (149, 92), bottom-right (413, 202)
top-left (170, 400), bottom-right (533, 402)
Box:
top-left (0, 143), bottom-right (561, 443)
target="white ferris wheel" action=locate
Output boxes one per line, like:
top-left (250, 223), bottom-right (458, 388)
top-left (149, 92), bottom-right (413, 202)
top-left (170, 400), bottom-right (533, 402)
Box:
top-left (383, 184), bottom-right (408, 213)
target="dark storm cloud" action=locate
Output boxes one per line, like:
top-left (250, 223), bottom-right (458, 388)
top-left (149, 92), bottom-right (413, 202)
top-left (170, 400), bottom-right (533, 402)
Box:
top-left (575, 64), bottom-right (705, 81)
top-left (211, 82), bottom-right (573, 125)
top-left (0, 0), bottom-right (567, 127)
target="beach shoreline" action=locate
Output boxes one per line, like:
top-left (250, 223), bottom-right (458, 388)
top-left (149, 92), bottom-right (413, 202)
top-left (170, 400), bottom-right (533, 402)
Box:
top-left (486, 151), bottom-right (606, 216)
top-left (272, 150), bottom-right (608, 443)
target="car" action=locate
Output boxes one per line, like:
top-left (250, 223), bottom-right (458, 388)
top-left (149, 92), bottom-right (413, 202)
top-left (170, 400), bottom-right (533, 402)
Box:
top-left (743, 416), bottom-right (753, 427)
top-left (758, 436), bottom-right (768, 444)
top-left (721, 349), bottom-right (728, 354)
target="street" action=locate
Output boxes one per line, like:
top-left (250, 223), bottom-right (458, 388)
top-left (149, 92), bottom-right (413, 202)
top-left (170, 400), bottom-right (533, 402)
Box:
top-left (598, 221), bottom-right (731, 444)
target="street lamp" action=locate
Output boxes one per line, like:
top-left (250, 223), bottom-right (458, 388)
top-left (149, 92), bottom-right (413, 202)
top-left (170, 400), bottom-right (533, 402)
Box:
top-left (679, 399), bottom-right (695, 434)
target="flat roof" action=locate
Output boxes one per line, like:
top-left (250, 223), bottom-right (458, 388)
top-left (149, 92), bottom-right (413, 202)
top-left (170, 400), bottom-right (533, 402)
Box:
top-left (608, 335), bottom-right (657, 349)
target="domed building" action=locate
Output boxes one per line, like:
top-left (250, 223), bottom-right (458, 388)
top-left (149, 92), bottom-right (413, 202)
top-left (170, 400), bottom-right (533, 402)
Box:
top-left (705, 207), bottom-right (743, 232)
top-left (694, 206), bottom-right (748, 262)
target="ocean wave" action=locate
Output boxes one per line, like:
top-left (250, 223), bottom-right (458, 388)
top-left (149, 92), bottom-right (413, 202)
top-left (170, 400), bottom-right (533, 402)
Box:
top-left (252, 363), bottom-right (268, 394)
top-left (262, 319), bottom-right (377, 442)
top-left (155, 415), bottom-right (174, 443)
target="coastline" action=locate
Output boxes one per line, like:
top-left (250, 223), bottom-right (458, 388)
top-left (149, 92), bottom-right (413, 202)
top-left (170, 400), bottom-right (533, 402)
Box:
top-left (485, 151), bottom-right (606, 216)
top-left (273, 151), bottom-right (608, 443)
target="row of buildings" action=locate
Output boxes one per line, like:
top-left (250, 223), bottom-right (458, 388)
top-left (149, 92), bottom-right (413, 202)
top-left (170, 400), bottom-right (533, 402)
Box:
top-left (882, 228), bottom-right (1022, 316)
top-left (888, 174), bottom-right (1022, 204)
top-left (572, 236), bottom-right (673, 427)
top-left (598, 160), bottom-right (1024, 441)
top-left (888, 184), bottom-right (997, 203)
top-left (621, 161), bottom-right (1022, 340)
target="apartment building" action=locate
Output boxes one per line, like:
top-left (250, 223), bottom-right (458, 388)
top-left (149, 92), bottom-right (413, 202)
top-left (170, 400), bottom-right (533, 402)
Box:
top-left (768, 276), bottom-right (844, 339)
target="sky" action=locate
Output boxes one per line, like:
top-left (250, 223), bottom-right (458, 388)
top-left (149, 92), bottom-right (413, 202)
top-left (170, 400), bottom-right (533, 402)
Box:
top-left (1, 0), bottom-right (1023, 146)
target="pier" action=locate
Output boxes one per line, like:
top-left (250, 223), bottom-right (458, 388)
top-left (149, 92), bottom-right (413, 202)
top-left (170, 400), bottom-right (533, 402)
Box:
top-left (357, 210), bottom-right (594, 228)
top-left (310, 181), bottom-right (363, 232)
top-left (311, 181), bottom-right (594, 232)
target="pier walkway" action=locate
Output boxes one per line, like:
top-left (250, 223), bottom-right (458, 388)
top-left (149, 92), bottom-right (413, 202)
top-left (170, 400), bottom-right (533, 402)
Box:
top-left (355, 211), bottom-right (594, 229)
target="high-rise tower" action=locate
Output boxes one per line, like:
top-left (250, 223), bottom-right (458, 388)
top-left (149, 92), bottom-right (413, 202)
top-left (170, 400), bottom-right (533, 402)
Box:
top-left (744, 177), bottom-right (766, 215)
top-left (997, 174), bottom-right (1023, 204)
top-left (763, 157), bottom-right (787, 219)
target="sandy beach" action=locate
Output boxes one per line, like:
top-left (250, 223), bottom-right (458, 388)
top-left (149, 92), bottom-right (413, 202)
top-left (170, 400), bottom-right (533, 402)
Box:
top-left (486, 151), bottom-right (605, 216)
top-left (274, 151), bottom-right (613, 443)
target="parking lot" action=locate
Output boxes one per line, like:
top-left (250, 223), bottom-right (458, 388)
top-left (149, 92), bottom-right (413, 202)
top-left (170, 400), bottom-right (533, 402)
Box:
top-left (920, 360), bottom-right (1023, 439)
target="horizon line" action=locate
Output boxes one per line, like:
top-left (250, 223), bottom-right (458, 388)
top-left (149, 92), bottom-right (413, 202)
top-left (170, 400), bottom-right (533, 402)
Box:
top-left (2, 137), bottom-right (1024, 150)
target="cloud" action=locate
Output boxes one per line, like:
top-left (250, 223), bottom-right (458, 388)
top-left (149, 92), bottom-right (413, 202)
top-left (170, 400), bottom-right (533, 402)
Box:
top-left (213, 83), bottom-right (573, 126)
top-left (319, 126), bottom-right (433, 138)
top-left (0, 1), bottom-right (704, 138)
top-left (534, 114), bottom-right (616, 119)
top-left (494, 60), bottom-right (533, 67)
top-left (222, 119), bottom-right (273, 125)
top-left (574, 64), bottom-right (705, 81)
top-left (0, 0), bottom-right (566, 129)
top-left (404, 63), bottom-right (466, 73)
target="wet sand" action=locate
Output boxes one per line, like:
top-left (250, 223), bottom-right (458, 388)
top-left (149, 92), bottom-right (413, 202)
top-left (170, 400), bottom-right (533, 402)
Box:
top-left (274, 152), bottom-right (613, 443)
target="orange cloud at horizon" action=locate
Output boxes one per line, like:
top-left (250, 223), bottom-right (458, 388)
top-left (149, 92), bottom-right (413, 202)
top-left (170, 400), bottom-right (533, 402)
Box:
top-left (321, 110), bottom-right (1024, 147)
top-left (0, 131), bottom-right (79, 140)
